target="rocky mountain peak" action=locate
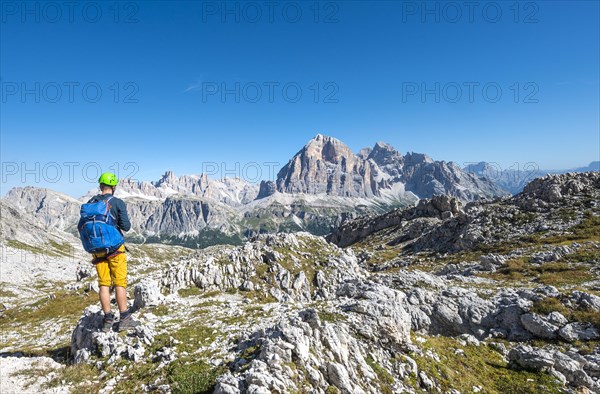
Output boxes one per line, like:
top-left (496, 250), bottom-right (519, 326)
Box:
top-left (368, 141), bottom-right (403, 166)
top-left (463, 161), bottom-right (491, 174)
top-left (404, 151), bottom-right (434, 165)
top-left (356, 147), bottom-right (372, 159)
top-left (586, 161), bottom-right (600, 171)
top-left (373, 141), bottom-right (394, 151)
top-left (256, 180), bottom-right (277, 199)
top-left (302, 134), bottom-right (354, 164)
top-left (3, 134), bottom-right (513, 248)
top-left (5, 187), bottom-right (81, 229)
top-left (154, 170), bottom-right (178, 186)
top-left (275, 134), bottom-right (377, 197)
top-left (273, 134), bottom-right (506, 200)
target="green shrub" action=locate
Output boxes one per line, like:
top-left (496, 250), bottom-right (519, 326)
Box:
top-left (168, 360), bottom-right (225, 394)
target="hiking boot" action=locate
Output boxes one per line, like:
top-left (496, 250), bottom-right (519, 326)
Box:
top-left (102, 316), bottom-right (115, 333)
top-left (118, 316), bottom-right (140, 331)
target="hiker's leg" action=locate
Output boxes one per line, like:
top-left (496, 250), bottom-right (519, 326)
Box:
top-left (109, 246), bottom-right (140, 331)
top-left (115, 286), bottom-right (128, 313)
top-left (109, 245), bottom-right (128, 313)
top-left (95, 261), bottom-right (112, 314)
top-left (99, 286), bottom-right (111, 313)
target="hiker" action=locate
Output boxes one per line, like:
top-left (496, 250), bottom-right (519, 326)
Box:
top-left (77, 172), bottom-right (139, 332)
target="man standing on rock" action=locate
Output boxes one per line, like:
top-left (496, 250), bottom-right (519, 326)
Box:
top-left (78, 172), bottom-right (139, 332)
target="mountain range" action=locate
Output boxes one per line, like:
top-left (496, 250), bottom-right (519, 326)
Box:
top-left (2, 134), bottom-right (596, 248)
top-left (464, 160), bottom-right (600, 194)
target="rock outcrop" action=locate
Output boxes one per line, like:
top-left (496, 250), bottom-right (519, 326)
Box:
top-left (369, 269), bottom-right (599, 348)
top-left (133, 279), bottom-right (164, 309)
top-left (71, 306), bottom-right (155, 365)
top-left (161, 232), bottom-right (366, 302)
top-left (327, 194), bottom-right (464, 247)
top-left (215, 283), bottom-right (412, 394)
top-left (517, 171), bottom-right (600, 207)
top-left (509, 345), bottom-right (600, 392)
top-left (329, 172), bottom-right (600, 253)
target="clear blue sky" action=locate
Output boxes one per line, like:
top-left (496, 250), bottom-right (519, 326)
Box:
top-left (1, 0), bottom-right (599, 196)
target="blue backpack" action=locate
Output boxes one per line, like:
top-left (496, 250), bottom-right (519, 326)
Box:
top-left (78, 196), bottom-right (124, 254)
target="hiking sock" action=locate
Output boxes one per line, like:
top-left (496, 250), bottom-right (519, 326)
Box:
top-left (103, 312), bottom-right (114, 322)
top-left (120, 310), bottom-right (131, 320)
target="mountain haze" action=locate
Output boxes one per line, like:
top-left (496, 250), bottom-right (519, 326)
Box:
top-left (464, 160), bottom-right (600, 195)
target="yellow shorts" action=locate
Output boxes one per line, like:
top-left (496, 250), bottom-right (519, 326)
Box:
top-left (94, 245), bottom-right (127, 288)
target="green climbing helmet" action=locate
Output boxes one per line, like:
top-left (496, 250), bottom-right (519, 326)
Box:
top-left (98, 172), bottom-right (118, 186)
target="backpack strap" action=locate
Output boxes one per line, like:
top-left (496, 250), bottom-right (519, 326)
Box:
top-left (103, 195), bottom-right (116, 223)
top-left (104, 195), bottom-right (114, 210)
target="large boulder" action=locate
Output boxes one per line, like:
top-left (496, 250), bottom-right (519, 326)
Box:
top-left (337, 280), bottom-right (412, 345)
top-left (520, 313), bottom-right (561, 339)
top-left (133, 279), bottom-right (164, 309)
top-left (571, 291), bottom-right (600, 312)
top-left (508, 345), bottom-right (556, 371)
top-left (508, 345), bottom-right (600, 392)
top-left (558, 323), bottom-right (600, 342)
top-left (401, 284), bottom-right (539, 341)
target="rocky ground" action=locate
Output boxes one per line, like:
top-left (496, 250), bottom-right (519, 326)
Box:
top-left (0, 172), bottom-right (598, 393)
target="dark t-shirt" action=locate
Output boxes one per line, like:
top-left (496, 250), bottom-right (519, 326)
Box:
top-left (85, 193), bottom-right (131, 232)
